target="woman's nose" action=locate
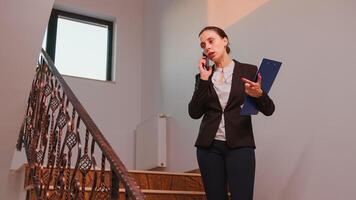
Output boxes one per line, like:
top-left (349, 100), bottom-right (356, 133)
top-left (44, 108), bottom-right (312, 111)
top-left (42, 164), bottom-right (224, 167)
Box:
top-left (204, 45), bottom-right (211, 52)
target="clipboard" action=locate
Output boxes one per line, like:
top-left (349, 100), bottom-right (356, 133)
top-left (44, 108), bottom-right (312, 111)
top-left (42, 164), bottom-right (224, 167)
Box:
top-left (240, 58), bottom-right (282, 115)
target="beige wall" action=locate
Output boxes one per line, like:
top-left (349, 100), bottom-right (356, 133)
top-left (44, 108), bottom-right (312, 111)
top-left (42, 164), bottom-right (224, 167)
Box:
top-left (143, 0), bottom-right (356, 199)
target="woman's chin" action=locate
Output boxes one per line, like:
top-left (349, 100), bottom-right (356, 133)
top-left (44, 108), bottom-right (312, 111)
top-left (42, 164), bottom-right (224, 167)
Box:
top-left (211, 57), bottom-right (220, 64)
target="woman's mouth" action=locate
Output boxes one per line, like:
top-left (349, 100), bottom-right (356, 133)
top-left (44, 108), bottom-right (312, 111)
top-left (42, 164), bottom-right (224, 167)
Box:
top-left (208, 52), bottom-right (215, 59)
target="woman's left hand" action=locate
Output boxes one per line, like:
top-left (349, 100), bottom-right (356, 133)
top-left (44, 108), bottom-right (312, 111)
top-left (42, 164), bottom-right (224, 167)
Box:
top-left (241, 73), bottom-right (263, 98)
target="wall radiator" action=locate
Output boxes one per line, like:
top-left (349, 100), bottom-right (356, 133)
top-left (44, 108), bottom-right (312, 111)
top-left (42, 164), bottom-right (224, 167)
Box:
top-left (135, 114), bottom-right (167, 170)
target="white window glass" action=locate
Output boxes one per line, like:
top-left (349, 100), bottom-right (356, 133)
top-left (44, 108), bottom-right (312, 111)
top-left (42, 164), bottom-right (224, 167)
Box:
top-left (55, 17), bottom-right (109, 81)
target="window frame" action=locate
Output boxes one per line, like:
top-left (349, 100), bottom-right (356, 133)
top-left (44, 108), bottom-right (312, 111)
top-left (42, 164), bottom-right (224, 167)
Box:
top-left (46, 9), bottom-right (114, 81)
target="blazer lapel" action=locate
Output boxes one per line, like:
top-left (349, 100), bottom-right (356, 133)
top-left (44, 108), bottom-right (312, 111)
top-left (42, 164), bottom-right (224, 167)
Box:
top-left (208, 65), bottom-right (224, 111)
top-left (225, 60), bottom-right (242, 109)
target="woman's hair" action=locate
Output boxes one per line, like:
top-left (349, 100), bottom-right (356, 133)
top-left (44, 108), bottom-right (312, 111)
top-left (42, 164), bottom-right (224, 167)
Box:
top-left (198, 26), bottom-right (231, 54)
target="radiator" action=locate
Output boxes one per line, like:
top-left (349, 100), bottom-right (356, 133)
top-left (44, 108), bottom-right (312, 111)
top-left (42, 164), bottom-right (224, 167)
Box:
top-left (135, 114), bottom-right (167, 170)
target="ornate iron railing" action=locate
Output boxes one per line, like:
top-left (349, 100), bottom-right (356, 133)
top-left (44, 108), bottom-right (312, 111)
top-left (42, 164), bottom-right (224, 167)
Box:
top-left (16, 49), bottom-right (145, 200)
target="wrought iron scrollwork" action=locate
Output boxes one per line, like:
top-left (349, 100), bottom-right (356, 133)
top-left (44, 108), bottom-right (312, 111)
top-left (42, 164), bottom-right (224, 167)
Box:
top-left (17, 49), bottom-right (145, 200)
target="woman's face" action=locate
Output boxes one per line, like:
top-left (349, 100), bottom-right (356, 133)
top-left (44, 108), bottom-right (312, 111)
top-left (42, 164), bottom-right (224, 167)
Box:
top-left (199, 30), bottom-right (228, 63)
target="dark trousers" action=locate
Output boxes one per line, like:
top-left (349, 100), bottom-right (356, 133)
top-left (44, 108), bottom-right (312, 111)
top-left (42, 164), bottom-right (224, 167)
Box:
top-left (197, 140), bottom-right (256, 200)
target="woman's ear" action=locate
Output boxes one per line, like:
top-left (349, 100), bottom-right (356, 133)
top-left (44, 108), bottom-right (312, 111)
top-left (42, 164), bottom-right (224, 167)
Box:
top-left (223, 37), bottom-right (228, 46)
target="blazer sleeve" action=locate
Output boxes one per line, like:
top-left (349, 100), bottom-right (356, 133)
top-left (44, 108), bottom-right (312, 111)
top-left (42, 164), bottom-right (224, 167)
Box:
top-left (252, 91), bottom-right (275, 116)
top-left (188, 74), bottom-right (210, 119)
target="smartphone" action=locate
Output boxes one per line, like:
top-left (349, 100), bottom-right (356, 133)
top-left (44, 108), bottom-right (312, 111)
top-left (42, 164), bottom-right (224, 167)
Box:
top-left (202, 53), bottom-right (210, 70)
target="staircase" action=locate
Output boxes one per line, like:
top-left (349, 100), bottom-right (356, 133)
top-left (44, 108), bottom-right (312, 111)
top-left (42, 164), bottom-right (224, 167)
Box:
top-left (16, 49), bottom-right (206, 199)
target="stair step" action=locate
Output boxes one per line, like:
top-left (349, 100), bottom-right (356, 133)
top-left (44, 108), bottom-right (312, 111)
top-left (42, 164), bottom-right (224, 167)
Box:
top-left (128, 170), bottom-right (204, 191)
top-left (27, 187), bottom-right (207, 200)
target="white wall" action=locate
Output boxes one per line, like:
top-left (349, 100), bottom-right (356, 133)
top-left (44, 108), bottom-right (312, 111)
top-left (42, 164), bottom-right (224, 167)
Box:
top-left (230, 1), bottom-right (356, 199)
top-left (48, 0), bottom-right (144, 168)
top-left (142, 0), bottom-right (208, 172)
top-left (141, 0), bottom-right (162, 120)
top-left (143, 0), bottom-right (356, 199)
top-left (0, 0), bottom-right (55, 199)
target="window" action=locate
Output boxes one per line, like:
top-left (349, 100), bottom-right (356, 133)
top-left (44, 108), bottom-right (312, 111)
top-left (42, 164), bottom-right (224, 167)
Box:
top-left (45, 9), bottom-right (113, 81)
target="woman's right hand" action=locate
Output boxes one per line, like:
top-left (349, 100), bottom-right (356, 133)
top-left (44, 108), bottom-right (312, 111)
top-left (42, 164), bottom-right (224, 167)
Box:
top-left (198, 56), bottom-right (212, 80)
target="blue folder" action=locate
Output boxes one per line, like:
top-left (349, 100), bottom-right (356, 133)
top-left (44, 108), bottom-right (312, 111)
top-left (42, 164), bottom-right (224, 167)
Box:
top-left (240, 58), bottom-right (282, 115)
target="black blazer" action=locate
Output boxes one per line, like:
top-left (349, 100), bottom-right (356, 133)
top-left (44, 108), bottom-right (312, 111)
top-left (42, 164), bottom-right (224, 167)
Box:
top-left (188, 60), bottom-right (275, 149)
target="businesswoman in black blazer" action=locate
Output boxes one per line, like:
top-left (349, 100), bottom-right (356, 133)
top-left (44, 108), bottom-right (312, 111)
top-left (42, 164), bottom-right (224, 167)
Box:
top-left (188, 26), bottom-right (275, 200)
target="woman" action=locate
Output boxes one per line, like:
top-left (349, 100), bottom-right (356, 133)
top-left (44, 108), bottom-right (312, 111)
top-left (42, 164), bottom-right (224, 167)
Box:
top-left (188, 26), bottom-right (275, 200)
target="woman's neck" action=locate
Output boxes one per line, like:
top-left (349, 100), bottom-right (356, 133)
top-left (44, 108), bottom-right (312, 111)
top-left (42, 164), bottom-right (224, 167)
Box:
top-left (215, 53), bottom-right (232, 68)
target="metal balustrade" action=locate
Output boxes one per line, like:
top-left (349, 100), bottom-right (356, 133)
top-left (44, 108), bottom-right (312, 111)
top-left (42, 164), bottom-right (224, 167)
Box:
top-left (16, 49), bottom-right (145, 200)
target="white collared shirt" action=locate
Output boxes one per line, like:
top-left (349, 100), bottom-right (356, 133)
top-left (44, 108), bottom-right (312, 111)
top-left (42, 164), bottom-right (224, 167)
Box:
top-left (212, 61), bottom-right (234, 141)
